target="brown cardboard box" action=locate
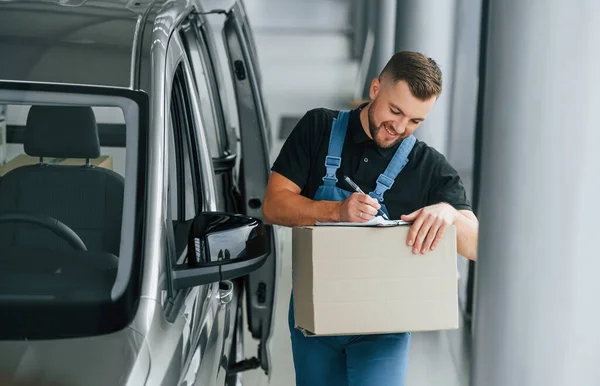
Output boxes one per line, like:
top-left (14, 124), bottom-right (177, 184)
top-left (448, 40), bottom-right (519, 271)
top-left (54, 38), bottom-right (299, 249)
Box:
top-left (0, 154), bottom-right (113, 176)
top-left (59, 156), bottom-right (113, 170)
top-left (292, 224), bottom-right (459, 336)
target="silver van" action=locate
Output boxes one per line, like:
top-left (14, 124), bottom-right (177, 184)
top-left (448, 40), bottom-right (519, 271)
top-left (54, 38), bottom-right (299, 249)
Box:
top-left (0, 0), bottom-right (278, 385)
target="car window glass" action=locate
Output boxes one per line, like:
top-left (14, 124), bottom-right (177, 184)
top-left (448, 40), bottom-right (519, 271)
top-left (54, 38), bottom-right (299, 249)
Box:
top-left (168, 64), bottom-right (201, 222)
top-left (0, 90), bottom-right (141, 337)
top-left (180, 28), bottom-right (227, 159)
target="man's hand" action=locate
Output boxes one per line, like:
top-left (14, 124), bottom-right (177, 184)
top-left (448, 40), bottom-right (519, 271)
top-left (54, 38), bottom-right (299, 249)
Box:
top-left (401, 203), bottom-right (457, 254)
top-left (339, 193), bottom-right (381, 223)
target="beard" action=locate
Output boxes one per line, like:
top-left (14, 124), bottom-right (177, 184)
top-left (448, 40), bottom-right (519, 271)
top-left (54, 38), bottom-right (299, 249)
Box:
top-left (367, 100), bottom-right (403, 149)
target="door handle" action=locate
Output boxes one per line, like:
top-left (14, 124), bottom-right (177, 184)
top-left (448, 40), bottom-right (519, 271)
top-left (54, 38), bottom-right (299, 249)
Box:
top-left (218, 280), bottom-right (234, 306)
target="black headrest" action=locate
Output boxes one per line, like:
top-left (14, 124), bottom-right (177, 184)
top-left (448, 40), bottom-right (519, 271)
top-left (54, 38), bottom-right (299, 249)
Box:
top-left (25, 105), bottom-right (101, 159)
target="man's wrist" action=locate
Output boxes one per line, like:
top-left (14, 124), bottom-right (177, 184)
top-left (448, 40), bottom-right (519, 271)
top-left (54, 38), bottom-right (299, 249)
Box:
top-left (445, 203), bottom-right (461, 224)
top-left (327, 201), bottom-right (342, 222)
top-left (435, 201), bottom-right (459, 223)
top-left (315, 200), bottom-right (342, 223)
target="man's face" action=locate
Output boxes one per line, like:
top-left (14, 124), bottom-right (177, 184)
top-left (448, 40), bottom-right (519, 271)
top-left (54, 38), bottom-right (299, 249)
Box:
top-left (367, 78), bottom-right (437, 148)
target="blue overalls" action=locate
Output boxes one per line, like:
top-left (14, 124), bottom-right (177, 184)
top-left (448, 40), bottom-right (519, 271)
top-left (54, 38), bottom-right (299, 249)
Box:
top-left (288, 110), bottom-right (417, 386)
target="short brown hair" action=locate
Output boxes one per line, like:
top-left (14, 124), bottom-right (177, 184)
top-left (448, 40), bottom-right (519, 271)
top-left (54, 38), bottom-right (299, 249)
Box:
top-left (379, 51), bottom-right (442, 100)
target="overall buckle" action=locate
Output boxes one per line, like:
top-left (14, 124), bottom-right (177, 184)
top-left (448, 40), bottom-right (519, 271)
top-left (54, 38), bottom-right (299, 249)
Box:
top-left (324, 156), bottom-right (341, 168)
top-left (376, 174), bottom-right (395, 190)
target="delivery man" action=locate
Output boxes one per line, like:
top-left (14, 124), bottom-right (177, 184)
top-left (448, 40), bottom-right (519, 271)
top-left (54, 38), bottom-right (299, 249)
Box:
top-left (262, 51), bottom-right (479, 386)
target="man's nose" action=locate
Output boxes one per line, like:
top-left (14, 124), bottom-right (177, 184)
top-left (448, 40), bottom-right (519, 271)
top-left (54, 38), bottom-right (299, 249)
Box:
top-left (393, 117), bottom-right (410, 134)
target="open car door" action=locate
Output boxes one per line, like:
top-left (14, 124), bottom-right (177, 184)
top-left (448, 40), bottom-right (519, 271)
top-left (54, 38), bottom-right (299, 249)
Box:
top-left (223, 2), bottom-right (278, 377)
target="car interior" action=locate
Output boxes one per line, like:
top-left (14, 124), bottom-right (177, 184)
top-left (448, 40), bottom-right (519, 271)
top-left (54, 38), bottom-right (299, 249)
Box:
top-left (0, 104), bottom-right (127, 301)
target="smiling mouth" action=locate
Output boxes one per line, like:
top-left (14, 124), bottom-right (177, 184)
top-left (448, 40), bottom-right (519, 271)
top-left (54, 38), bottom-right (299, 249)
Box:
top-left (383, 125), bottom-right (399, 137)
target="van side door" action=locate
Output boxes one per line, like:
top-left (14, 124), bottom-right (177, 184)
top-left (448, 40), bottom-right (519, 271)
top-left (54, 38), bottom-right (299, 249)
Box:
top-left (222, 3), bottom-right (278, 376)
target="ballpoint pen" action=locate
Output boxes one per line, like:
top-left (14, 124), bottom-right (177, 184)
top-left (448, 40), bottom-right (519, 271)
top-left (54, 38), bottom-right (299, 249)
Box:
top-left (343, 175), bottom-right (390, 220)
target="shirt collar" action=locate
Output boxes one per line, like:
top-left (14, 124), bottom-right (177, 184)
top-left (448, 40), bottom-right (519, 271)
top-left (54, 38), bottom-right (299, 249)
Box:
top-left (350, 102), bottom-right (402, 157)
top-left (350, 103), bottom-right (370, 144)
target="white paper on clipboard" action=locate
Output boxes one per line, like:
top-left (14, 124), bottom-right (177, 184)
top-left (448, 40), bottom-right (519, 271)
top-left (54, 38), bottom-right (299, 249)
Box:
top-left (315, 216), bottom-right (411, 227)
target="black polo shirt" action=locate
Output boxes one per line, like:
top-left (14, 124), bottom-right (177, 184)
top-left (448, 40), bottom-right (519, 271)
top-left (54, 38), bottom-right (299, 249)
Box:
top-left (271, 105), bottom-right (472, 220)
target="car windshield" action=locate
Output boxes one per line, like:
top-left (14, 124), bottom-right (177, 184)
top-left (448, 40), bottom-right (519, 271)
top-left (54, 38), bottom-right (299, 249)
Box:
top-left (0, 82), bottom-right (146, 339)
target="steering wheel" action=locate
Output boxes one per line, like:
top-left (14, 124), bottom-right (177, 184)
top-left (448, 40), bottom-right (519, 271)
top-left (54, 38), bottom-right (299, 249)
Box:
top-left (0, 212), bottom-right (87, 251)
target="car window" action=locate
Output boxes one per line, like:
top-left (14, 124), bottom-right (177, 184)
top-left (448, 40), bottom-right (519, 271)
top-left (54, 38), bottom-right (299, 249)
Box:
top-left (169, 72), bottom-right (198, 221)
top-left (0, 83), bottom-right (146, 339)
top-left (167, 63), bottom-right (205, 261)
top-left (180, 26), bottom-right (228, 159)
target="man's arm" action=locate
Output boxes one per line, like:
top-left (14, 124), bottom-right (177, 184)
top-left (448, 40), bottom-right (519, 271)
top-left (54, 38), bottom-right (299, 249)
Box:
top-left (400, 149), bottom-right (479, 260)
top-left (401, 204), bottom-right (479, 261)
top-left (263, 172), bottom-right (341, 226)
top-left (456, 209), bottom-right (479, 261)
top-left (262, 172), bottom-right (381, 227)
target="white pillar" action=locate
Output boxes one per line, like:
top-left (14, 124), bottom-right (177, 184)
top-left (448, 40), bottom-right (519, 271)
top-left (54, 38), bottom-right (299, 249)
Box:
top-left (374, 0), bottom-right (397, 79)
top-left (361, 0), bottom-right (397, 99)
top-left (472, 2), bottom-right (600, 386)
top-left (395, 0), bottom-right (457, 156)
top-left (351, 0), bottom-right (369, 60)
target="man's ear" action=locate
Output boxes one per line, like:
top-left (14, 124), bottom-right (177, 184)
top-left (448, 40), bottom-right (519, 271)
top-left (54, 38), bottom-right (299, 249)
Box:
top-left (369, 77), bottom-right (381, 100)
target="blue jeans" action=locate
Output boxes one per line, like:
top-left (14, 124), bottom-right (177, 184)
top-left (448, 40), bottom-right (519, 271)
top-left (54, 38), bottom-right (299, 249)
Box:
top-left (289, 296), bottom-right (411, 386)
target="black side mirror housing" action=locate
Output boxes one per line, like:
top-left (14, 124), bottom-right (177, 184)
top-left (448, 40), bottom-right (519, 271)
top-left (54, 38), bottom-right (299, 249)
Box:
top-left (172, 212), bottom-right (269, 290)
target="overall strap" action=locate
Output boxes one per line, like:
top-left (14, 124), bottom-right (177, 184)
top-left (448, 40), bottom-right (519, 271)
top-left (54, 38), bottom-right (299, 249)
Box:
top-left (369, 134), bottom-right (417, 202)
top-left (322, 110), bottom-right (351, 186)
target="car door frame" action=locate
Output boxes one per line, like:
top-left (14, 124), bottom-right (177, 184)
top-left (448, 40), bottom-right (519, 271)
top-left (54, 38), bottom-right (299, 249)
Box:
top-left (180, 3), bottom-right (278, 376)
top-left (221, 2), bottom-right (279, 376)
top-left (162, 27), bottom-right (228, 386)
top-left (177, 14), bottom-right (249, 385)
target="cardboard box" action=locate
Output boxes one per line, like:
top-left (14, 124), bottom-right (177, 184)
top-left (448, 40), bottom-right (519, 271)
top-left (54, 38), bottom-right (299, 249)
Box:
top-left (0, 154), bottom-right (113, 176)
top-left (59, 155), bottom-right (113, 170)
top-left (292, 224), bottom-right (459, 336)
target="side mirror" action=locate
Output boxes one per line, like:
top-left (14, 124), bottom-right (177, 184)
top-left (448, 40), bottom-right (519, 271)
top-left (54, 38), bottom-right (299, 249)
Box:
top-left (172, 212), bottom-right (269, 290)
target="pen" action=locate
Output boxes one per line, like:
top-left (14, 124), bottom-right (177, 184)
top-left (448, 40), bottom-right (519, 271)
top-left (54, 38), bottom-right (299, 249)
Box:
top-left (343, 176), bottom-right (390, 220)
